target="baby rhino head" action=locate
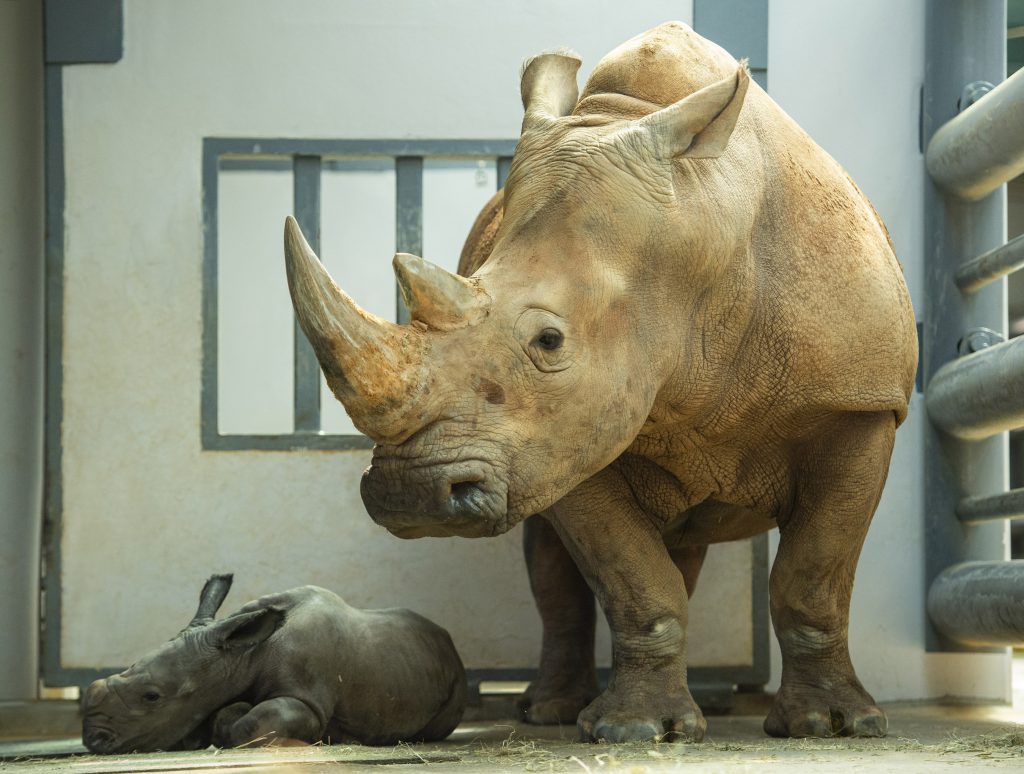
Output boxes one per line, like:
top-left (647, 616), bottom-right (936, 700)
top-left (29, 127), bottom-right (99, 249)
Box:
top-left (82, 575), bottom-right (284, 754)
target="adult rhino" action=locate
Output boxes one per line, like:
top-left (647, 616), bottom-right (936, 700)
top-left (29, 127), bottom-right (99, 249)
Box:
top-left (284, 22), bottom-right (917, 743)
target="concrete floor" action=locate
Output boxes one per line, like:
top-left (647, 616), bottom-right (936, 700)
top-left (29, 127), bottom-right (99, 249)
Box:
top-left (1, 699), bottom-right (1022, 773)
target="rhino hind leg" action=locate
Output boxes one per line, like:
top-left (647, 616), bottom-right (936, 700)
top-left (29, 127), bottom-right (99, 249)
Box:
top-left (765, 411), bottom-right (895, 738)
top-left (518, 512), bottom-right (600, 725)
top-left (212, 697), bottom-right (323, 747)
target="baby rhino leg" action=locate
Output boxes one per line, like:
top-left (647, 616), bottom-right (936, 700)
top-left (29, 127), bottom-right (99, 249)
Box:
top-left (212, 697), bottom-right (323, 747)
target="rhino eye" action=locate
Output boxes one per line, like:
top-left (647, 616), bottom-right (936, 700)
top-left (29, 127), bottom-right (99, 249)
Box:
top-left (142, 690), bottom-right (161, 703)
top-left (535, 328), bottom-right (563, 351)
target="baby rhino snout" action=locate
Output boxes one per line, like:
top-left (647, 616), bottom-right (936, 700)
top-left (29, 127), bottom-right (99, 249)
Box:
top-left (82, 679), bottom-right (119, 754)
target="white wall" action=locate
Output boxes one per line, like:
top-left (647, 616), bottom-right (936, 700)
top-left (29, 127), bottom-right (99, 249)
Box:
top-left (0, 0), bottom-right (44, 701)
top-left (53, 0), bottom-right (766, 677)
top-left (768, 0), bottom-right (1009, 702)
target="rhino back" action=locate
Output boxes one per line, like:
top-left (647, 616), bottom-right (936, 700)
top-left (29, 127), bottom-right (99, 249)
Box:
top-left (578, 21), bottom-right (916, 422)
top-left (579, 21), bottom-right (736, 114)
top-left (244, 594), bottom-right (463, 744)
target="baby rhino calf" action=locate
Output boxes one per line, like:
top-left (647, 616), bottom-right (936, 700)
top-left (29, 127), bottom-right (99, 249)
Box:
top-left (82, 575), bottom-right (466, 753)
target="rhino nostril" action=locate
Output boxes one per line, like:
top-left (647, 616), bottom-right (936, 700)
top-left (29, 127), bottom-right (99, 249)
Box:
top-left (449, 481), bottom-right (485, 512)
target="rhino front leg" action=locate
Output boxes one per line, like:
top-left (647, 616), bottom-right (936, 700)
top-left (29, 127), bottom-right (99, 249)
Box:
top-left (551, 467), bottom-right (704, 743)
top-left (766, 411), bottom-right (895, 738)
top-left (519, 512), bottom-right (599, 725)
top-left (212, 697), bottom-right (323, 747)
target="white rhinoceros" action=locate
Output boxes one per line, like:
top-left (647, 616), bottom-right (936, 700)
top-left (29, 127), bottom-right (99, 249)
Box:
top-left (283, 22), bottom-right (917, 743)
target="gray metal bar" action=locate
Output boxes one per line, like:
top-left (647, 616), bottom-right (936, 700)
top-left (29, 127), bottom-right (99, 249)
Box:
top-left (497, 156), bottom-right (512, 190)
top-left (207, 138), bottom-right (518, 161)
top-left (200, 141), bottom-right (221, 448)
top-left (395, 157), bottom-right (423, 325)
top-left (292, 155), bottom-right (322, 433)
top-left (955, 233), bottom-right (1024, 293)
top-left (927, 561), bottom-right (1024, 647)
top-left (925, 335), bottom-right (1024, 440)
top-left (204, 432), bottom-right (373, 451)
top-left (926, 66), bottom-right (1024, 201)
top-left (957, 487), bottom-right (1024, 524)
top-left (42, 64), bottom-right (67, 684)
top-left (922, 0), bottom-right (1008, 653)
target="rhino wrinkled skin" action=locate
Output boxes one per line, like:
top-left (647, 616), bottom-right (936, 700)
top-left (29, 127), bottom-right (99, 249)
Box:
top-left (82, 584), bottom-right (466, 752)
top-left (285, 23), bottom-right (917, 742)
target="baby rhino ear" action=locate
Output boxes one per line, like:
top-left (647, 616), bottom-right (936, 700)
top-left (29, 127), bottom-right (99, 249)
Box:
top-left (213, 608), bottom-right (285, 650)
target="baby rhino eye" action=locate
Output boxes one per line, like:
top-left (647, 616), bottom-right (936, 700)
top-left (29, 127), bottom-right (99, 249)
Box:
top-left (142, 690), bottom-right (161, 703)
top-left (536, 328), bottom-right (563, 351)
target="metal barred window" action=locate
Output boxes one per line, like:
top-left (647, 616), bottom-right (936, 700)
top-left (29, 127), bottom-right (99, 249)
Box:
top-left (201, 139), bottom-right (516, 451)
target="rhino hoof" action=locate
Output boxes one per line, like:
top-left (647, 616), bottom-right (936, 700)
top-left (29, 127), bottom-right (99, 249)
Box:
top-left (590, 719), bottom-right (662, 743)
top-left (764, 685), bottom-right (887, 738)
top-left (579, 708), bottom-right (706, 743)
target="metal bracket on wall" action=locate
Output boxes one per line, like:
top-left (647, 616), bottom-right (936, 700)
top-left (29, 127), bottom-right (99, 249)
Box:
top-left (44, 0), bottom-right (123, 65)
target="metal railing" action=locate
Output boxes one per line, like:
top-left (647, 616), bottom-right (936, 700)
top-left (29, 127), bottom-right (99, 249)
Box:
top-left (923, 0), bottom-right (1024, 649)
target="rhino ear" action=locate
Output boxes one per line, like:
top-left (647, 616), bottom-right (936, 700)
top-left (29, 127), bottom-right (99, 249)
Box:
top-left (636, 63), bottom-right (749, 160)
top-left (520, 49), bottom-right (582, 131)
top-left (213, 608), bottom-right (284, 650)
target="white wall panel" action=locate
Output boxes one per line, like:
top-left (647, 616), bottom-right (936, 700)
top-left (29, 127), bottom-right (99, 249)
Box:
top-left (768, 0), bottom-right (1009, 702)
top-left (59, 0), bottom-right (718, 675)
top-left (217, 169), bottom-right (294, 435)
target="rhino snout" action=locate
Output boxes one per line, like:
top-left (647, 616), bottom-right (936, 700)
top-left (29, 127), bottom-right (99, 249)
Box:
top-left (360, 459), bottom-right (508, 538)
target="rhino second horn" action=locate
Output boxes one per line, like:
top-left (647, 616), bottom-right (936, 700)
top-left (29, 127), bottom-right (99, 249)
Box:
top-left (393, 253), bottom-right (490, 331)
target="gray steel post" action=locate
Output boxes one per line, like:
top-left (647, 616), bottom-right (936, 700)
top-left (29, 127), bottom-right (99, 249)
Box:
top-left (0, 0), bottom-right (44, 701)
top-left (292, 155), bottom-right (322, 433)
top-left (927, 561), bottom-right (1024, 647)
top-left (395, 157), bottom-right (423, 326)
top-left (922, 0), bottom-right (1009, 652)
top-left (926, 67), bottom-right (1024, 202)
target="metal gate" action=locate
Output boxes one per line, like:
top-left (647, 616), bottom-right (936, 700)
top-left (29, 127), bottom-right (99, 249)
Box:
top-left (922, 0), bottom-right (1024, 649)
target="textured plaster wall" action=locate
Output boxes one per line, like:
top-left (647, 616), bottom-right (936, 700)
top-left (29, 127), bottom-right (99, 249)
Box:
top-left (0, 0), bottom-right (44, 700)
top-left (767, 0), bottom-right (1009, 702)
top-left (57, 0), bottom-right (763, 673)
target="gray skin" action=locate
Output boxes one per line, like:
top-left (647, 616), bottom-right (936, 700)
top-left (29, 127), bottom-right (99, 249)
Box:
top-left (81, 584), bottom-right (466, 753)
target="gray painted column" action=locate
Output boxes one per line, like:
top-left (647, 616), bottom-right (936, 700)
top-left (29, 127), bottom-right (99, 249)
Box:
top-left (922, 0), bottom-right (1009, 651)
top-left (0, 0), bottom-right (44, 701)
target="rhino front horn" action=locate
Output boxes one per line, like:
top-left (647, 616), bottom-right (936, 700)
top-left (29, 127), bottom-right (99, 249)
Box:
top-left (283, 216), bottom-right (430, 443)
top-left (393, 253), bottom-right (490, 331)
